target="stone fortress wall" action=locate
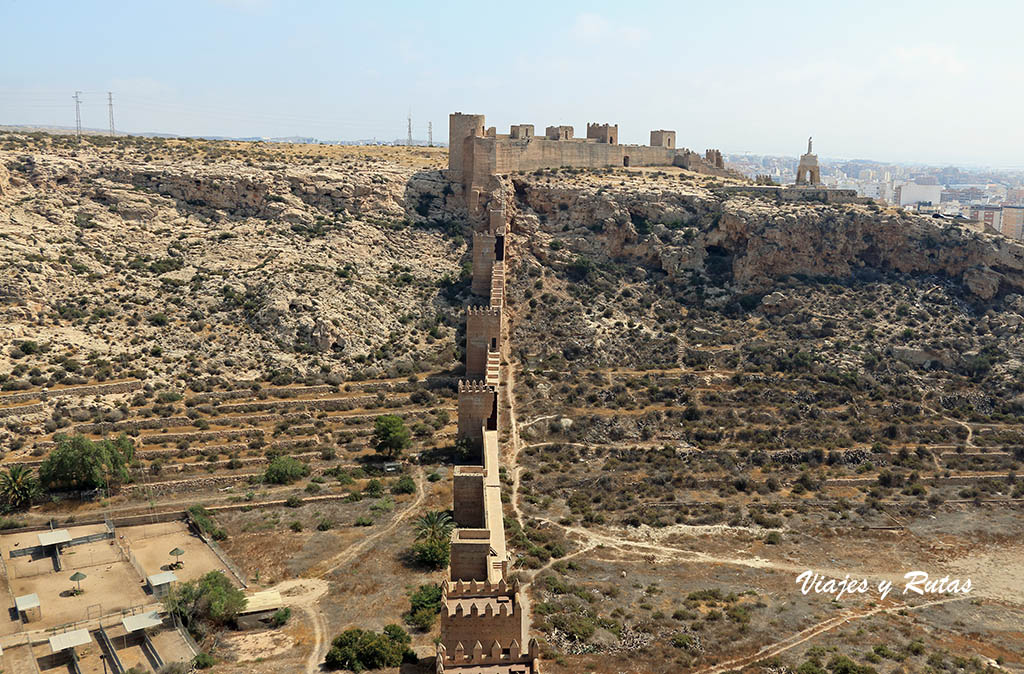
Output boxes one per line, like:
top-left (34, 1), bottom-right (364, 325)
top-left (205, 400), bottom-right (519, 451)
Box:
top-left (449, 112), bottom-right (735, 197)
top-left (440, 173), bottom-right (540, 671)
top-left (438, 110), bottom-right (754, 673)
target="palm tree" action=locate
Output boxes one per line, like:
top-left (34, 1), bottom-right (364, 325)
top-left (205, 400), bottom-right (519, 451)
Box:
top-left (413, 511), bottom-right (454, 544)
top-left (0, 465), bottom-right (40, 509)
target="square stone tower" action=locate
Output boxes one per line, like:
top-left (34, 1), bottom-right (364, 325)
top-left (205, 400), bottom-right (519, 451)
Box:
top-left (650, 130), bottom-right (676, 148)
top-left (586, 122), bottom-right (618, 144)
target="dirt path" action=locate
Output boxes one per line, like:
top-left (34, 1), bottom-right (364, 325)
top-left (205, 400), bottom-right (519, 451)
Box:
top-left (298, 468), bottom-right (426, 672)
top-left (692, 595), bottom-right (966, 674)
top-left (924, 404), bottom-right (975, 448)
top-left (505, 360), bottom-right (543, 637)
top-left (504, 362), bottom-right (526, 531)
top-left (308, 466), bottom-right (426, 579)
top-left (270, 578), bottom-right (329, 674)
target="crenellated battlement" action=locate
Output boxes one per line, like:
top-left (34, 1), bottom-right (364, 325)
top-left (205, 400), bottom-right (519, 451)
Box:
top-left (441, 596), bottom-right (521, 619)
top-left (449, 111), bottom-right (736, 192)
top-left (436, 638), bottom-right (541, 671)
top-left (441, 578), bottom-right (519, 598)
top-left (466, 305), bottom-right (501, 317)
top-left (458, 380), bottom-right (494, 394)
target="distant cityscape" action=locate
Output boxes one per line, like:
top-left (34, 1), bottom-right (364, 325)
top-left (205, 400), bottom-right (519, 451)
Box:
top-left (729, 152), bottom-right (1024, 239)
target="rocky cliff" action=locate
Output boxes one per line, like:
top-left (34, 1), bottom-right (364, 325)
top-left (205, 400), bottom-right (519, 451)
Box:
top-left (508, 170), bottom-right (1024, 302)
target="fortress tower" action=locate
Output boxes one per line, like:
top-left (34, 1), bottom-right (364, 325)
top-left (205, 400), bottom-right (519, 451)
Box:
top-left (449, 113), bottom-right (486, 181)
top-left (650, 130), bottom-right (676, 148)
top-left (586, 122), bottom-right (618, 144)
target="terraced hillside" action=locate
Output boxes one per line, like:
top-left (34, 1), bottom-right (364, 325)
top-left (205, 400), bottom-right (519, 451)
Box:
top-left (1, 134), bottom-right (1022, 674)
top-left (497, 167), bottom-right (1024, 674)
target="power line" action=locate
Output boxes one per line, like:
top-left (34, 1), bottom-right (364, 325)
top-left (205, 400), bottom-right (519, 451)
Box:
top-left (108, 92), bottom-right (115, 137)
top-left (72, 91), bottom-right (82, 141)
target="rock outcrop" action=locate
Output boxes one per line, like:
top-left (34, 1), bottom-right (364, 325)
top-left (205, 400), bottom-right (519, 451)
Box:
top-left (511, 172), bottom-right (1024, 302)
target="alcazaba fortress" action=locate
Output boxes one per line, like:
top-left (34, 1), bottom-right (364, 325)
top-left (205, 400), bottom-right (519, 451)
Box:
top-left (436, 112), bottom-right (740, 674)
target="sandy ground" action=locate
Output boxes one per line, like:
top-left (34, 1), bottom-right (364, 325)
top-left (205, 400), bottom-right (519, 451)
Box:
top-left (5, 556), bottom-right (149, 632)
top-left (1, 642), bottom-right (41, 673)
top-left (150, 625), bottom-right (195, 665)
top-left (121, 520), bottom-right (235, 583)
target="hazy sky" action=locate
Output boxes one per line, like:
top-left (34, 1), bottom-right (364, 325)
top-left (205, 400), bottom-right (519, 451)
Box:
top-left (2, 0), bottom-right (1022, 167)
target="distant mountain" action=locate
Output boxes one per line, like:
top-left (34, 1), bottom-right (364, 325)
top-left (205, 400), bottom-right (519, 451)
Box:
top-left (0, 124), bottom-right (447, 147)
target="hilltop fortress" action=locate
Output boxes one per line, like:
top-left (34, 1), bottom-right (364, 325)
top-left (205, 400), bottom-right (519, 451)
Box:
top-left (449, 112), bottom-right (734, 196)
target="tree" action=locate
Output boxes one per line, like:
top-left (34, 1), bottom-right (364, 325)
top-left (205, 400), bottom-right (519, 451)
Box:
top-left (38, 434), bottom-right (134, 492)
top-left (373, 415), bottom-right (411, 459)
top-left (263, 456), bottom-right (310, 485)
top-left (164, 571), bottom-right (247, 634)
top-left (413, 510), bottom-right (454, 543)
top-left (324, 625), bottom-right (412, 672)
top-left (411, 538), bottom-right (450, 569)
top-left (0, 465), bottom-right (40, 509)
top-left (411, 510), bottom-right (454, 570)
top-left (405, 584), bottom-right (443, 630)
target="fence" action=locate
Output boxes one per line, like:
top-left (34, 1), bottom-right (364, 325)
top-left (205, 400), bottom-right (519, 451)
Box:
top-left (127, 519), bottom-right (186, 541)
top-left (142, 629), bottom-right (165, 670)
top-left (0, 633), bottom-right (43, 674)
top-left (185, 515), bottom-right (248, 588)
top-left (171, 612), bottom-right (201, 657)
top-left (6, 552), bottom-right (59, 579)
top-left (96, 624), bottom-right (125, 674)
top-left (60, 543), bottom-right (122, 571)
top-left (111, 528), bottom-right (148, 584)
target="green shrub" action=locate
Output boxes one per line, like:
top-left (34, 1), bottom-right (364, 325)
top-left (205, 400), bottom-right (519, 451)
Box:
top-left (411, 539), bottom-right (448, 569)
top-left (355, 516), bottom-right (373, 527)
top-left (405, 584), bottom-right (442, 630)
top-left (264, 456), bottom-right (310, 485)
top-left (166, 572), bottom-right (247, 635)
top-left (324, 625), bottom-right (413, 672)
top-left (271, 607), bottom-right (292, 627)
top-left (188, 505), bottom-right (227, 540)
top-left (193, 653), bottom-right (215, 669)
top-left (392, 475), bottom-right (416, 494)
